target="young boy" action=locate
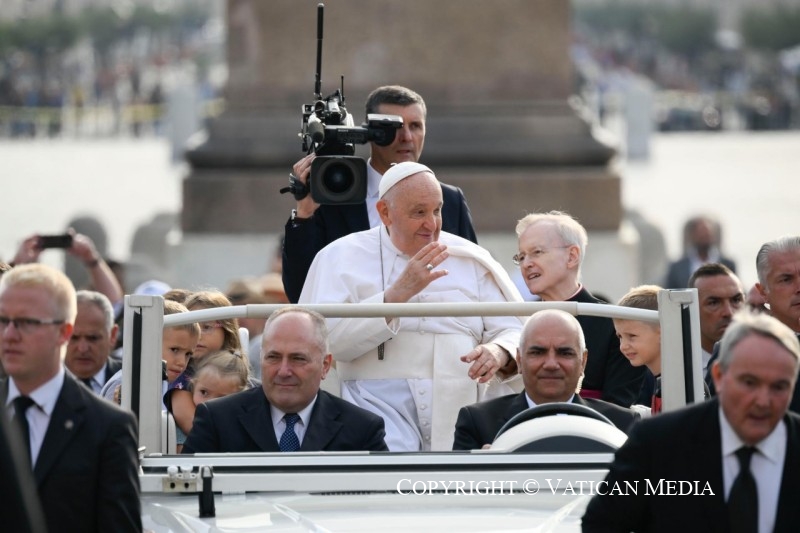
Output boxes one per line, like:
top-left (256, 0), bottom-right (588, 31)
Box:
top-left (612, 285), bottom-right (663, 414)
top-left (102, 300), bottom-right (200, 406)
top-left (161, 300), bottom-right (201, 386)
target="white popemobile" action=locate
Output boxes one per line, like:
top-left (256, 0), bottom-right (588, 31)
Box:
top-left (123, 291), bottom-right (705, 532)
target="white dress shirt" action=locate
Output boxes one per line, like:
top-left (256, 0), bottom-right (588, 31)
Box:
top-left (365, 159), bottom-right (382, 229)
top-left (687, 246), bottom-right (723, 280)
top-left (270, 396), bottom-right (317, 446)
top-left (524, 393), bottom-right (576, 409)
top-left (6, 367), bottom-right (66, 466)
top-left (84, 366), bottom-right (106, 394)
top-left (702, 348), bottom-right (713, 376)
top-left (719, 407), bottom-right (785, 533)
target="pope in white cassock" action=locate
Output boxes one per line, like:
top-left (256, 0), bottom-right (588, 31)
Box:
top-left (299, 162), bottom-right (523, 451)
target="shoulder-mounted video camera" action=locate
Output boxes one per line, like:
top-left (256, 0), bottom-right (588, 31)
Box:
top-left (280, 3), bottom-right (402, 205)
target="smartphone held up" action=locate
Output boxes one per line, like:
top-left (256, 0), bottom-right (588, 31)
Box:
top-left (37, 234), bottom-right (74, 249)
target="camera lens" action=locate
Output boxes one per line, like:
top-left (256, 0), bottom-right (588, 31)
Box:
top-left (310, 156), bottom-right (367, 205)
top-left (322, 164), bottom-right (355, 194)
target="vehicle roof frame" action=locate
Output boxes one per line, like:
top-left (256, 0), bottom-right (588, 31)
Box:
top-left (122, 289), bottom-right (702, 457)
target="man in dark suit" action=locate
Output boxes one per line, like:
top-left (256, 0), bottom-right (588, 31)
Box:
top-left (65, 290), bottom-right (121, 394)
top-left (514, 211), bottom-right (645, 407)
top-left (183, 307), bottom-right (388, 453)
top-left (582, 310), bottom-right (800, 533)
top-left (664, 215), bottom-right (736, 289)
top-left (754, 236), bottom-right (800, 414)
top-left (688, 263), bottom-right (745, 376)
top-left (453, 309), bottom-right (640, 450)
top-left (706, 236), bottom-right (800, 413)
top-left (282, 85), bottom-right (477, 303)
top-left (0, 264), bottom-right (140, 533)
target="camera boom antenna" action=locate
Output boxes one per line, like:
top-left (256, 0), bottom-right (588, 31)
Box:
top-left (284, 2), bottom-right (401, 203)
top-left (314, 3), bottom-right (324, 100)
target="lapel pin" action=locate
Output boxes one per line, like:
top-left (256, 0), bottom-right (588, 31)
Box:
top-left (64, 420), bottom-right (74, 430)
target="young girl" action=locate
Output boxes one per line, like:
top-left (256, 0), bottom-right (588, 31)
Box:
top-left (174, 349), bottom-right (250, 453)
top-left (192, 349), bottom-right (250, 406)
top-left (165, 291), bottom-right (243, 445)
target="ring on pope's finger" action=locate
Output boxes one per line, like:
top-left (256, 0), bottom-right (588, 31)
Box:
top-left (426, 263), bottom-right (434, 271)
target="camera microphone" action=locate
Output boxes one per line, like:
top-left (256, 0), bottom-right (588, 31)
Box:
top-left (307, 119), bottom-right (326, 144)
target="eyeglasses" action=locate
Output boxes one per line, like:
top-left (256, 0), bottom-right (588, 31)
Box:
top-left (0, 316), bottom-right (65, 335)
top-left (199, 322), bottom-right (223, 334)
top-left (512, 246), bottom-right (571, 266)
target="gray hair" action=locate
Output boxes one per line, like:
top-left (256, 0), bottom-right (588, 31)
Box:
top-left (756, 236), bottom-right (800, 287)
top-left (717, 309), bottom-right (800, 372)
top-left (265, 306), bottom-right (329, 354)
top-left (515, 211), bottom-right (589, 270)
top-left (76, 290), bottom-right (115, 332)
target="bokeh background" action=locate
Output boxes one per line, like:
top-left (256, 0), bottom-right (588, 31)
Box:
top-left (1, 0), bottom-right (798, 296)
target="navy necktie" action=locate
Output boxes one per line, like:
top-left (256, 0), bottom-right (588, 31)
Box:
top-left (729, 446), bottom-right (758, 533)
top-left (12, 395), bottom-right (36, 465)
top-left (279, 413), bottom-right (301, 452)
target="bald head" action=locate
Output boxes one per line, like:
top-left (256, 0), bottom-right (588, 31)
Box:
top-left (517, 309), bottom-right (588, 404)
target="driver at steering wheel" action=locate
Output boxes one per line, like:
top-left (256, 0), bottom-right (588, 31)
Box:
top-left (452, 309), bottom-right (641, 450)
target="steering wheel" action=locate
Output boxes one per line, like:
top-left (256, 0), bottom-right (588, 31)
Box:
top-left (493, 402), bottom-right (615, 442)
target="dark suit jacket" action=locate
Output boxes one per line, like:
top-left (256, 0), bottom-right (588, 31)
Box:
top-left (282, 182), bottom-right (477, 302)
top-left (570, 287), bottom-right (646, 407)
top-left (182, 388), bottom-right (389, 453)
top-left (664, 256), bottom-right (737, 289)
top-left (105, 358), bottom-right (122, 384)
top-left (452, 393), bottom-right (641, 450)
top-left (3, 374), bottom-right (141, 533)
top-left (0, 406), bottom-right (47, 533)
top-left (582, 398), bottom-right (800, 533)
top-left (69, 358), bottom-right (121, 394)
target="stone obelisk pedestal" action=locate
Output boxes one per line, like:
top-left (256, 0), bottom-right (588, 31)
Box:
top-left (174, 0), bottom-right (637, 299)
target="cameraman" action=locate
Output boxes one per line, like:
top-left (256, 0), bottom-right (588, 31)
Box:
top-left (282, 85), bottom-right (477, 303)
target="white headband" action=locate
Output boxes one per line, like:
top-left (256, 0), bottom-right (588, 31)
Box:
top-left (378, 162), bottom-right (436, 198)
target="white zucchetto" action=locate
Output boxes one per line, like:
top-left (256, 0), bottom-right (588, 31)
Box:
top-left (378, 162), bottom-right (436, 199)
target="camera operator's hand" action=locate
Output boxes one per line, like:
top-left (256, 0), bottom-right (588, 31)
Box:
top-left (383, 242), bottom-right (449, 308)
top-left (11, 234), bottom-right (43, 265)
top-left (293, 153), bottom-right (320, 218)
